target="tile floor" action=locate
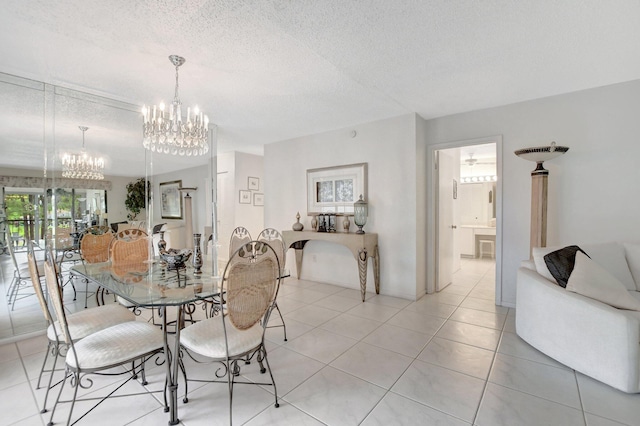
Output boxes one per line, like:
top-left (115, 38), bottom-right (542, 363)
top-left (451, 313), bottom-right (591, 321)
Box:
top-left (1, 256), bottom-right (640, 425)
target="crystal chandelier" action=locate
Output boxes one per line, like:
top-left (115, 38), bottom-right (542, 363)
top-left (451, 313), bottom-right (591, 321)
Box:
top-left (142, 55), bottom-right (209, 156)
top-left (61, 126), bottom-right (105, 180)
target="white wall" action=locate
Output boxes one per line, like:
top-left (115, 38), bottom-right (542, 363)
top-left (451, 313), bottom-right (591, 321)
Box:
top-left (151, 164), bottom-right (210, 247)
top-left (107, 175), bottom-right (133, 223)
top-left (265, 113), bottom-right (419, 300)
top-left (422, 79), bottom-right (640, 306)
top-left (233, 152), bottom-right (264, 239)
top-left (215, 151), bottom-right (264, 260)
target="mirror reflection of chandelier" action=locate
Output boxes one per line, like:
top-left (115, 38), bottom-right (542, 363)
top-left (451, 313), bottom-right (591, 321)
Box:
top-left (61, 126), bottom-right (105, 180)
top-left (142, 55), bottom-right (209, 156)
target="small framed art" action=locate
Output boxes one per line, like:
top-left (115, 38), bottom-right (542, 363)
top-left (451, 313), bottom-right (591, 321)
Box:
top-left (239, 190), bottom-right (251, 204)
top-left (248, 176), bottom-right (260, 191)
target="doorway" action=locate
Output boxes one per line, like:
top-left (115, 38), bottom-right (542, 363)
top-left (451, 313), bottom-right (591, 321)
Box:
top-left (429, 137), bottom-right (502, 304)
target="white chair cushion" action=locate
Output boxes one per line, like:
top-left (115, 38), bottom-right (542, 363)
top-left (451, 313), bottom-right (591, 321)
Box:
top-left (566, 252), bottom-right (640, 311)
top-left (66, 321), bottom-right (163, 369)
top-left (47, 304), bottom-right (135, 341)
top-left (180, 317), bottom-right (263, 359)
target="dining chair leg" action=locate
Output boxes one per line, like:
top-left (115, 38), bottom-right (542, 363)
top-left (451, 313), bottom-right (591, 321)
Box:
top-left (228, 361), bottom-right (235, 426)
top-left (261, 347), bottom-right (280, 408)
top-left (37, 342), bottom-right (60, 414)
top-left (5, 274), bottom-right (17, 301)
top-left (47, 369), bottom-right (70, 426)
top-left (273, 302), bottom-right (287, 342)
top-left (65, 373), bottom-right (80, 426)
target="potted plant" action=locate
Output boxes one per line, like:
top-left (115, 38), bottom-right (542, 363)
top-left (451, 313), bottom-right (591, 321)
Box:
top-left (125, 178), bottom-right (150, 220)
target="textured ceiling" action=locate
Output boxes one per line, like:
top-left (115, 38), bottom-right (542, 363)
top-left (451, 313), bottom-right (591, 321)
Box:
top-left (1, 0), bottom-right (639, 176)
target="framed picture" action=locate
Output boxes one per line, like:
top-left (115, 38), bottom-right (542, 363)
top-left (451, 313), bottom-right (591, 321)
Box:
top-left (160, 180), bottom-right (182, 219)
top-left (453, 179), bottom-right (458, 199)
top-left (306, 163), bottom-right (367, 215)
top-left (239, 190), bottom-right (251, 204)
top-left (253, 193), bottom-right (264, 206)
top-left (248, 176), bottom-right (260, 191)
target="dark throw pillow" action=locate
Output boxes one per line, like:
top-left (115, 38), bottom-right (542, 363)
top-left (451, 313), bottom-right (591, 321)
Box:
top-left (110, 221), bottom-right (127, 233)
top-left (544, 245), bottom-right (590, 288)
top-left (152, 223), bottom-right (166, 234)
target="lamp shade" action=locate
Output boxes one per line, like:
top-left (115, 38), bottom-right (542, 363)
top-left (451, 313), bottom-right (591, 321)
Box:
top-left (353, 195), bottom-right (368, 234)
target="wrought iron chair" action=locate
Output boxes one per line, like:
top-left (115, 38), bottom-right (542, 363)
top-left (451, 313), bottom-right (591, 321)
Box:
top-left (26, 243), bottom-right (135, 414)
top-left (109, 237), bottom-right (187, 328)
top-left (42, 254), bottom-right (166, 426)
top-left (180, 240), bottom-right (282, 425)
top-left (51, 226), bottom-right (81, 302)
top-left (228, 226), bottom-right (252, 258)
top-left (5, 228), bottom-right (43, 310)
top-left (79, 230), bottom-right (114, 307)
top-left (115, 227), bottom-right (148, 241)
top-left (109, 237), bottom-right (150, 315)
top-left (257, 228), bottom-right (288, 341)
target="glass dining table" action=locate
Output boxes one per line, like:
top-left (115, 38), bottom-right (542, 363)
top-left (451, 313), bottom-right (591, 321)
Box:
top-left (71, 258), bottom-right (221, 425)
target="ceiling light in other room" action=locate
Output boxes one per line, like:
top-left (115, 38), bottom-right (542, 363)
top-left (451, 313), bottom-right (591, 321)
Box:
top-left (61, 126), bottom-right (105, 180)
top-left (142, 55), bottom-right (209, 156)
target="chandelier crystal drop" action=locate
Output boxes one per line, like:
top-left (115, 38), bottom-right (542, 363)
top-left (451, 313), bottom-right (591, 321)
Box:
top-left (62, 126), bottom-right (105, 180)
top-left (142, 55), bottom-right (209, 156)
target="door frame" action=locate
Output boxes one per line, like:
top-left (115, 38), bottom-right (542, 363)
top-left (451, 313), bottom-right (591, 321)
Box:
top-left (426, 135), bottom-right (504, 305)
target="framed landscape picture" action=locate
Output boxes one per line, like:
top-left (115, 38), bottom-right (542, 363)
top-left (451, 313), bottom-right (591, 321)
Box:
top-left (160, 180), bottom-right (182, 219)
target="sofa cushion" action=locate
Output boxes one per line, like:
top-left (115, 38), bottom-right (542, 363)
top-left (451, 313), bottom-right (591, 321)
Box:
top-left (566, 252), bottom-right (640, 311)
top-left (583, 242), bottom-right (636, 291)
top-left (623, 243), bottom-right (640, 291)
top-left (533, 242), bottom-right (636, 291)
top-left (543, 245), bottom-right (588, 288)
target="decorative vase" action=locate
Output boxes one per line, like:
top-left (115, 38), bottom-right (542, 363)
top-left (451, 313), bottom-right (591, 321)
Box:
top-left (192, 233), bottom-right (203, 275)
top-left (292, 212), bottom-right (304, 231)
top-left (311, 215), bottom-right (318, 231)
top-left (342, 215), bottom-right (351, 233)
top-left (157, 231), bottom-right (167, 254)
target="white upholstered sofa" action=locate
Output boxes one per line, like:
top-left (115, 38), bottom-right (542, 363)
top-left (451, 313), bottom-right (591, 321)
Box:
top-left (516, 242), bottom-right (640, 393)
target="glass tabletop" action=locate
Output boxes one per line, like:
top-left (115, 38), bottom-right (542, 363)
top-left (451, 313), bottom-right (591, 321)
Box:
top-left (71, 260), bottom-right (221, 307)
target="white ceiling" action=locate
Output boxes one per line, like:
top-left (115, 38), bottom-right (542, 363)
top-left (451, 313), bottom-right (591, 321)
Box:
top-left (1, 1), bottom-right (639, 176)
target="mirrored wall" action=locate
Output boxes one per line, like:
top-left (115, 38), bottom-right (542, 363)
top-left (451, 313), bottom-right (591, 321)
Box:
top-left (0, 71), bottom-right (218, 341)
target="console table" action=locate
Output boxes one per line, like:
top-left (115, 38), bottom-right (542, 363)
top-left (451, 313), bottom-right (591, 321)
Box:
top-left (282, 230), bottom-right (380, 302)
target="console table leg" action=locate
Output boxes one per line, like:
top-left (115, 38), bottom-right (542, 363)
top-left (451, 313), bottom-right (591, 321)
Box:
top-left (373, 245), bottom-right (380, 294)
top-left (294, 249), bottom-right (304, 279)
top-left (357, 248), bottom-right (368, 302)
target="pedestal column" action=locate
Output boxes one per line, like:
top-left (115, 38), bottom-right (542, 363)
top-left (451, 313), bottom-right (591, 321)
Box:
top-left (514, 142), bottom-right (569, 258)
top-left (184, 193), bottom-right (193, 249)
top-left (530, 163), bottom-right (548, 256)
top-left (179, 187), bottom-right (197, 250)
